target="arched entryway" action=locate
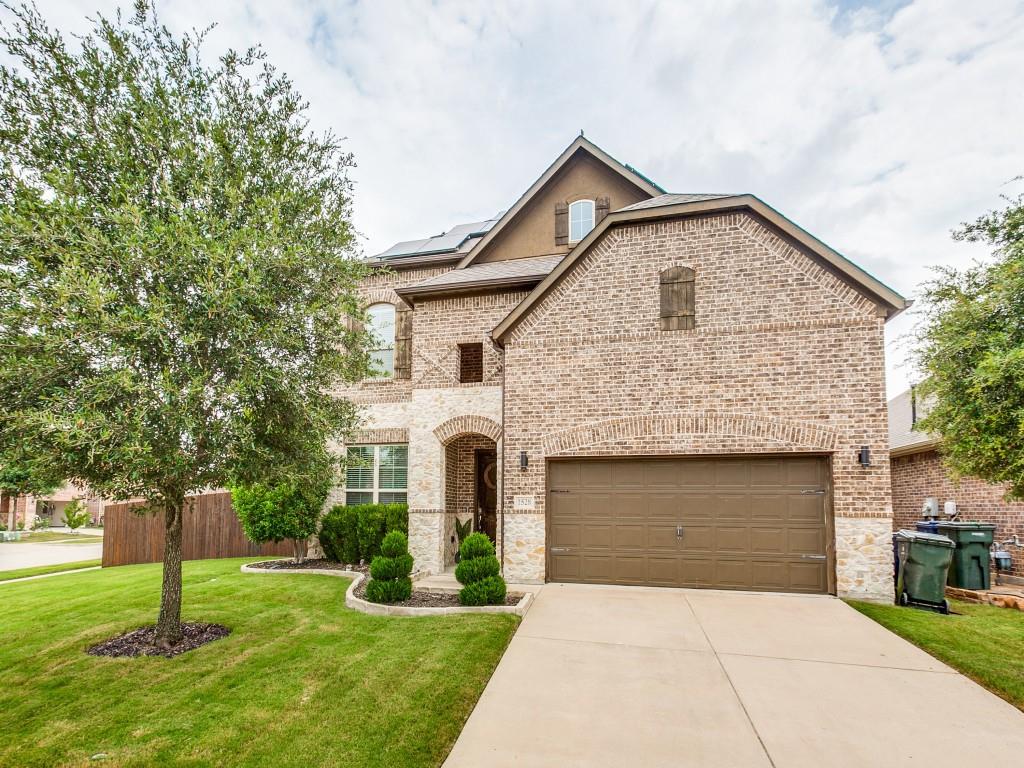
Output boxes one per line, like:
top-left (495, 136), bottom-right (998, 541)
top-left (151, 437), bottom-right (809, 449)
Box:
top-left (433, 415), bottom-right (502, 568)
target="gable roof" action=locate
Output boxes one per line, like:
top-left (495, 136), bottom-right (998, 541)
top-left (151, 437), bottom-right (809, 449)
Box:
top-left (491, 193), bottom-right (909, 344)
top-left (889, 388), bottom-right (938, 457)
top-left (455, 136), bottom-right (665, 270)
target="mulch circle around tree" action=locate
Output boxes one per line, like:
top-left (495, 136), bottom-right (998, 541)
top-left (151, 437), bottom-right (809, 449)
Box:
top-left (352, 578), bottom-right (521, 608)
top-left (87, 622), bottom-right (231, 658)
top-left (247, 558), bottom-right (369, 573)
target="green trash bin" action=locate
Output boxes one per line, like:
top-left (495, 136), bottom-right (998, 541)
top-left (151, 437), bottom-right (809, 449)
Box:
top-left (937, 522), bottom-right (996, 590)
top-left (893, 530), bottom-right (954, 614)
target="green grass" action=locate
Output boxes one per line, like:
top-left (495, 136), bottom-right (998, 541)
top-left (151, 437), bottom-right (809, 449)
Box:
top-left (0, 559), bottom-right (102, 581)
top-left (849, 599), bottom-right (1024, 710)
top-left (4, 531), bottom-right (103, 543)
top-left (0, 558), bottom-right (519, 767)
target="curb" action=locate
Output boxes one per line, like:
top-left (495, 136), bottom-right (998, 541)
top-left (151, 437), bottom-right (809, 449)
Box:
top-left (240, 563), bottom-right (532, 618)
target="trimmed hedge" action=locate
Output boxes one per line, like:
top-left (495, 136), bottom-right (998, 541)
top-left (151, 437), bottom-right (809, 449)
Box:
top-left (455, 532), bottom-right (507, 606)
top-left (365, 530), bottom-right (413, 604)
top-left (319, 502), bottom-right (407, 564)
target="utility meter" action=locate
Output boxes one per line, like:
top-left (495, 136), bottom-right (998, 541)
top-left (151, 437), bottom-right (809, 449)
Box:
top-left (921, 497), bottom-right (939, 518)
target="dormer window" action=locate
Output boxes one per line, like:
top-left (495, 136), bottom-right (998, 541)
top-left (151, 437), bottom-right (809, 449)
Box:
top-left (569, 199), bottom-right (595, 242)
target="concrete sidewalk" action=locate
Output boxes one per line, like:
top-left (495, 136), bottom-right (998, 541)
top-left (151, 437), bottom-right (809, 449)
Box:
top-left (444, 583), bottom-right (1024, 767)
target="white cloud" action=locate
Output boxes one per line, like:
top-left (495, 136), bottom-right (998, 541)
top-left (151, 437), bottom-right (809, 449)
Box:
top-left (15, 0), bottom-right (1024, 396)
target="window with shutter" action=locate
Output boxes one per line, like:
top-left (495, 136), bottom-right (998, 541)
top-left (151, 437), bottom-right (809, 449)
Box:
top-left (554, 201), bottom-right (569, 246)
top-left (595, 196), bottom-right (610, 226)
top-left (394, 306), bottom-right (412, 380)
top-left (659, 266), bottom-right (695, 330)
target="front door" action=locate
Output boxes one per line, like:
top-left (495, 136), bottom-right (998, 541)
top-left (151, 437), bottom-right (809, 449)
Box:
top-left (475, 449), bottom-right (498, 542)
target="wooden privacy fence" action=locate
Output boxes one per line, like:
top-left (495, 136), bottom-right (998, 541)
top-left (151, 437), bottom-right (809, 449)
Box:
top-left (102, 491), bottom-right (292, 568)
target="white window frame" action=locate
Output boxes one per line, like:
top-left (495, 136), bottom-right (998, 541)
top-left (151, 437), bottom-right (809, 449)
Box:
top-left (366, 303), bottom-right (395, 377)
top-left (343, 444), bottom-right (408, 505)
top-left (569, 199), bottom-right (595, 243)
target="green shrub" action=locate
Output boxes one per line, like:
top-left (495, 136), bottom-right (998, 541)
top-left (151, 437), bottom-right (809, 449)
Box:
top-left (319, 502), bottom-right (407, 564)
top-left (365, 530), bottom-right (413, 604)
top-left (455, 532), bottom-right (506, 606)
top-left (230, 481), bottom-right (328, 562)
top-left (319, 505), bottom-right (359, 563)
top-left (454, 552), bottom-right (499, 584)
top-left (459, 576), bottom-right (507, 606)
top-left (63, 499), bottom-right (90, 532)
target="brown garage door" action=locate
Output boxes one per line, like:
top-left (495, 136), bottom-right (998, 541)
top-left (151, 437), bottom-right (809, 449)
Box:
top-left (547, 456), bottom-right (831, 594)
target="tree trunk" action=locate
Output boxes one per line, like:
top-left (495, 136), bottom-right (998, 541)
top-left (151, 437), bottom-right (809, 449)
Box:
top-left (2, 493), bottom-right (13, 531)
top-left (292, 537), bottom-right (307, 564)
top-left (155, 500), bottom-right (184, 649)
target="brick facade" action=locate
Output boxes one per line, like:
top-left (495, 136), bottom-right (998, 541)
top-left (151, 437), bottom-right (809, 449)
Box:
top-left (339, 160), bottom-right (898, 601)
top-left (501, 213), bottom-right (893, 600)
top-left (891, 449), bottom-right (1024, 578)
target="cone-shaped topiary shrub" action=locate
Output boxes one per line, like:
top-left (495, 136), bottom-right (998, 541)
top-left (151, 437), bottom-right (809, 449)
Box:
top-left (365, 530), bottom-right (413, 604)
top-left (455, 532), bottom-right (507, 606)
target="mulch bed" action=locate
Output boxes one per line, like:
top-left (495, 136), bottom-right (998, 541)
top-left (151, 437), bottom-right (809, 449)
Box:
top-left (247, 558), bottom-right (369, 573)
top-left (352, 578), bottom-right (521, 608)
top-left (87, 622), bottom-right (230, 658)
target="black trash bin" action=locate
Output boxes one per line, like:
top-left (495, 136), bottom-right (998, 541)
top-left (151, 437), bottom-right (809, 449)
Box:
top-left (936, 522), bottom-right (996, 590)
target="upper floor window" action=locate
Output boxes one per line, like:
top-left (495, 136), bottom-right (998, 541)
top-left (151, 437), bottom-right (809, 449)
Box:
top-left (366, 303), bottom-right (395, 377)
top-left (569, 199), bottom-right (595, 242)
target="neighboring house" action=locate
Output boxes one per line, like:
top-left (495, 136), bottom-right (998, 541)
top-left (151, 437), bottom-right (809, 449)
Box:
top-left (889, 388), bottom-right (1024, 578)
top-left (339, 135), bottom-right (907, 601)
top-left (14, 482), bottom-right (109, 528)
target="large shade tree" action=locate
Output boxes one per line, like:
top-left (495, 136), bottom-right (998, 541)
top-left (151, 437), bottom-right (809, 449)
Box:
top-left (0, 2), bottom-right (372, 648)
top-left (914, 186), bottom-right (1024, 498)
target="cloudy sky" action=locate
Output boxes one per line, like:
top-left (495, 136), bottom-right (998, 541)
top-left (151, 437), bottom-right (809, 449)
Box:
top-left (15, 0), bottom-right (1024, 396)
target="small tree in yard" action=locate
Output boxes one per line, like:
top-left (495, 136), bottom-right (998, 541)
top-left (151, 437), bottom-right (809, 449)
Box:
top-left (231, 480), bottom-right (328, 563)
top-left (455, 533), bottom-right (506, 606)
top-left (365, 530), bottom-right (413, 604)
top-left (0, 3), bottom-right (372, 649)
top-left (62, 499), bottom-right (90, 532)
top-left (914, 188), bottom-right (1024, 498)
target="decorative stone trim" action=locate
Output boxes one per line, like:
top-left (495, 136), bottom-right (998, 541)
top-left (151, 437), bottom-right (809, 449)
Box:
top-left (361, 287), bottom-right (400, 306)
top-left (239, 564), bottom-right (532, 617)
top-left (542, 413), bottom-right (839, 456)
top-left (433, 414), bottom-right (503, 446)
top-left (351, 427), bottom-right (409, 444)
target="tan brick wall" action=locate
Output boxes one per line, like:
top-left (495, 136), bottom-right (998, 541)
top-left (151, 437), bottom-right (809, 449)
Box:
top-left (411, 292), bottom-right (527, 388)
top-left (892, 449), bottom-right (1024, 578)
top-left (501, 212), bottom-right (894, 600)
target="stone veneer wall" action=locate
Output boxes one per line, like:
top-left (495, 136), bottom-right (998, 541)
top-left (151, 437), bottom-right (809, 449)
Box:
top-left (501, 212), bottom-right (895, 601)
top-left (892, 449), bottom-right (1024, 578)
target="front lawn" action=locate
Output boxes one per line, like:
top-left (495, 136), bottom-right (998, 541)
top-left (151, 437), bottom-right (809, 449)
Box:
top-left (0, 559), bottom-right (101, 581)
top-left (0, 558), bottom-right (519, 767)
top-left (849, 599), bottom-right (1024, 710)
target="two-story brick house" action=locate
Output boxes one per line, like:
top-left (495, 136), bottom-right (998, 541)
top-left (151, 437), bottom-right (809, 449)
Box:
top-left (339, 136), bottom-right (907, 601)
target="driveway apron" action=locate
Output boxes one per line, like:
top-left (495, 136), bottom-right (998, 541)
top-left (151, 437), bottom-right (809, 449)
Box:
top-left (444, 583), bottom-right (1024, 768)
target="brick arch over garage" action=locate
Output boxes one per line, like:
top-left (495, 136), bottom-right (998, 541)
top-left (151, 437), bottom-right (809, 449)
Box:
top-left (433, 415), bottom-right (503, 447)
top-left (541, 413), bottom-right (839, 456)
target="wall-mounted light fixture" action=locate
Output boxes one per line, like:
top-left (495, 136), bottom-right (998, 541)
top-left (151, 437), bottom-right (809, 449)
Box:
top-left (519, 451), bottom-right (528, 470)
top-left (857, 445), bottom-right (871, 467)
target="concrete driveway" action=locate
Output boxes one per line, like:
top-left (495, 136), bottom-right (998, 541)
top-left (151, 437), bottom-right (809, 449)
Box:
top-left (445, 583), bottom-right (1024, 767)
top-left (0, 536), bottom-right (103, 571)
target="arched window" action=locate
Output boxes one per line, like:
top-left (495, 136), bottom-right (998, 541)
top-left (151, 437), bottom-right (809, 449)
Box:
top-left (366, 303), bottom-right (395, 377)
top-left (569, 199), bottom-right (595, 242)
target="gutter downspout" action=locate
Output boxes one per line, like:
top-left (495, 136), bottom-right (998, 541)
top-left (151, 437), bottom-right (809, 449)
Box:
top-left (494, 334), bottom-right (506, 575)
